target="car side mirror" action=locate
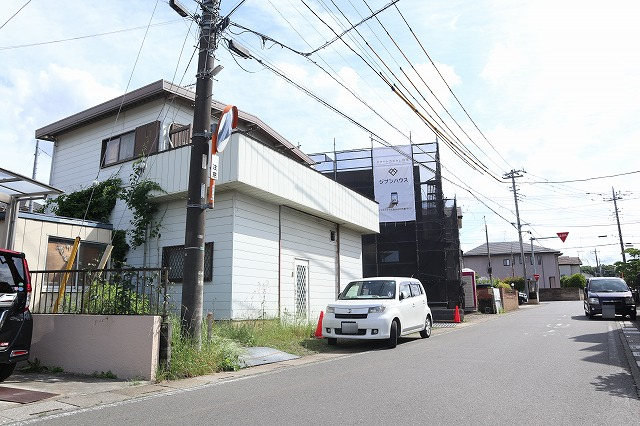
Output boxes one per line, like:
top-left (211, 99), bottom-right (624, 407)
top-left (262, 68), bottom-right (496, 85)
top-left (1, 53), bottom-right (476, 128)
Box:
top-left (399, 291), bottom-right (409, 301)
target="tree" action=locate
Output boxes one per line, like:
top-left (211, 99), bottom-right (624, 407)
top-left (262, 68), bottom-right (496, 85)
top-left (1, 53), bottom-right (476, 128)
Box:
top-left (615, 248), bottom-right (640, 288)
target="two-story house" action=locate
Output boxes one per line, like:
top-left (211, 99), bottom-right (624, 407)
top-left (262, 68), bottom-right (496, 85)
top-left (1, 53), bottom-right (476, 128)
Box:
top-left (35, 80), bottom-right (379, 320)
top-left (463, 241), bottom-right (562, 289)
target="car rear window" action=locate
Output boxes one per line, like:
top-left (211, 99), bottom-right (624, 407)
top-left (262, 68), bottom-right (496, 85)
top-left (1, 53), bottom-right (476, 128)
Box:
top-left (0, 254), bottom-right (25, 291)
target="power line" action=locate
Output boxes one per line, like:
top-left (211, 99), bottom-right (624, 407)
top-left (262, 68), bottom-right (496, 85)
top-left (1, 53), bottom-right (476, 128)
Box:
top-left (524, 169), bottom-right (640, 184)
top-left (0, 0), bottom-right (32, 32)
top-left (392, 2), bottom-right (511, 170)
top-left (0, 20), bottom-right (182, 51)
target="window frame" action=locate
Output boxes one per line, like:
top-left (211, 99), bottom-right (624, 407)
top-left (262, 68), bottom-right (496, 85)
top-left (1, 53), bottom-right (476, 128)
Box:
top-left (101, 121), bottom-right (161, 168)
top-left (44, 237), bottom-right (108, 291)
top-left (503, 258), bottom-right (511, 266)
top-left (162, 242), bottom-right (214, 283)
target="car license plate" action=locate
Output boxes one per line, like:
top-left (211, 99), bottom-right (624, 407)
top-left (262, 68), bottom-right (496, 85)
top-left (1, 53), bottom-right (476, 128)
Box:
top-left (602, 304), bottom-right (616, 319)
top-left (341, 321), bottom-right (358, 334)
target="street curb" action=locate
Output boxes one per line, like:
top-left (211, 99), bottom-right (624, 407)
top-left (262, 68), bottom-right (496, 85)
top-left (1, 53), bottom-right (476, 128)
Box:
top-left (617, 320), bottom-right (640, 398)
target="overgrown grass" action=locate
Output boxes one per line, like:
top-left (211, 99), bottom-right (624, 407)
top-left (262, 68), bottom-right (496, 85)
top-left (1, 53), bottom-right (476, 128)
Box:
top-left (214, 319), bottom-right (317, 356)
top-left (157, 317), bottom-right (243, 381)
top-left (158, 316), bottom-right (328, 381)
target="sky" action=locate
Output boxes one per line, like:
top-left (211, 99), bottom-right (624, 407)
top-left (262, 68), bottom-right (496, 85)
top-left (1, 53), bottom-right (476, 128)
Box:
top-left (1, 0), bottom-right (639, 268)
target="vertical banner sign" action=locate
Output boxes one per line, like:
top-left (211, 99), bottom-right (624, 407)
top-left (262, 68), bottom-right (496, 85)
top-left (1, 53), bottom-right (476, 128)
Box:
top-left (372, 145), bottom-right (416, 222)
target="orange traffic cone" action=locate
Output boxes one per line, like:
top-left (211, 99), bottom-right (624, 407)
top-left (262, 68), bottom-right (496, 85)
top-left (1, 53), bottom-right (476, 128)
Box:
top-left (453, 305), bottom-right (461, 323)
top-left (314, 311), bottom-right (324, 338)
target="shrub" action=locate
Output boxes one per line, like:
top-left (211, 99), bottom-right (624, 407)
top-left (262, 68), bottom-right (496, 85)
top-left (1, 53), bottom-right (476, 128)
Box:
top-left (502, 276), bottom-right (525, 292)
top-left (494, 281), bottom-right (513, 291)
top-left (561, 273), bottom-right (586, 289)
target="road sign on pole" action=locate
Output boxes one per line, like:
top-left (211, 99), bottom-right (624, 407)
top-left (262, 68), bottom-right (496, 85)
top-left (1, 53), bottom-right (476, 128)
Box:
top-left (534, 273), bottom-right (540, 281)
top-left (207, 105), bottom-right (238, 208)
top-left (557, 232), bottom-right (569, 242)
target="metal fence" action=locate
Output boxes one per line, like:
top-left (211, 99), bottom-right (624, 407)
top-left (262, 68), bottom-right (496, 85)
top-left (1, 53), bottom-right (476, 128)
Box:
top-left (30, 268), bottom-right (168, 317)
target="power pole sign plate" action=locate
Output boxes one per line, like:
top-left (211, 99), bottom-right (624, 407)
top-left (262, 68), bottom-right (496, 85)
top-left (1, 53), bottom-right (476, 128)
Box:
top-left (557, 232), bottom-right (569, 242)
top-left (534, 274), bottom-right (540, 281)
top-left (210, 154), bottom-right (219, 180)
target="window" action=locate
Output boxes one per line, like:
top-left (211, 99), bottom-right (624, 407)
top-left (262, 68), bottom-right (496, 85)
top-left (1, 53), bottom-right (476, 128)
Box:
top-left (537, 255), bottom-right (542, 265)
top-left (503, 258), bottom-right (511, 266)
top-left (409, 283), bottom-right (422, 297)
top-left (101, 121), bottom-right (160, 167)
top-left (399, 283), bottom-right (411, 298)
top-left (162, 242), bottom-right (213, 283)
top-left (517, 255), bottom-right (522, 264)
top-left (44, 237), bottom-right (107, 289)
top-left (338, 280), bottom-right (396, 300)
top-left (168, 123), bottom-right (191, 148)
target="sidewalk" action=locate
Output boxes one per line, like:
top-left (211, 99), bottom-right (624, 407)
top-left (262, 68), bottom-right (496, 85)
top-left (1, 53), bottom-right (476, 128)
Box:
top-left (0, 308), bottom-right (531, 423)
top-left (618, 318), bottom-right (640, 397)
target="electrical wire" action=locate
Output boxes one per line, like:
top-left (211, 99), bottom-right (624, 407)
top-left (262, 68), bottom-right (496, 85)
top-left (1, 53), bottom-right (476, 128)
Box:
top-left (524, 169), bottom-right (640, 184)
top-left (0, 0), bottom-right (32, 32)
top-left (0, 20), bottom-right (183, 51)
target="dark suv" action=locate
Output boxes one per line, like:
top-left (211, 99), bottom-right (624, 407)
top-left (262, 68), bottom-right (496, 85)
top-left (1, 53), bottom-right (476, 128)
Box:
top-left (584, 277), bottom-right (636, 320)
top-left (0, 249), bottom-right (33, 381)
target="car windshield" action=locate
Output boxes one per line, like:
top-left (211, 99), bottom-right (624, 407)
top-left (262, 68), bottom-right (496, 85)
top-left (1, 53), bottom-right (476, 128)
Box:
top-left (339, 280), bottom-right (396, 300)
top-left (590, 279), bottom-right (628, 292)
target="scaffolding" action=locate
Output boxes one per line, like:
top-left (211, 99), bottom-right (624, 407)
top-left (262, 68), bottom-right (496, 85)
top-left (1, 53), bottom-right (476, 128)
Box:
top-left (309, 141), bottom-right (464, 309)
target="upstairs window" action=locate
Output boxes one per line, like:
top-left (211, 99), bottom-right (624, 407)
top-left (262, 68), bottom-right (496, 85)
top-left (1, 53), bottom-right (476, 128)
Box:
top-left (101, 121), bottom-right (160, 167)
top-left (503, 258), bottom-right (510, 266)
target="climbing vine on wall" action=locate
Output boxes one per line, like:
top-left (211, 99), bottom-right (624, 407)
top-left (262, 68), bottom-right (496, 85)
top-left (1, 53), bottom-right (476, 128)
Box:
top-left (47, 177), bottom-right (122, 223)
top-left (120, 159), bottom-right (165, 249)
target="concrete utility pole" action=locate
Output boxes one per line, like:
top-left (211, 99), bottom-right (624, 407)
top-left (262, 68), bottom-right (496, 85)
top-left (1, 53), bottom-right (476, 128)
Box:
top-left (180, 0), bottom-right (220, 345)
top-left (594, 248), bottom-right (600, 277)
top-left (484, 216), bottom-right (493, 286)
top-left (30, 140), bottom-right (40, 212)
top-left (611, 187), bottom-right (627, 263)
top-left (503, 170), bottom-right (529, 297)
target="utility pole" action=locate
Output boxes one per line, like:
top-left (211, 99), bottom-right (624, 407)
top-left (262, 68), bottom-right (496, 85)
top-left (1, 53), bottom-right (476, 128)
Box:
top-left (484, 216), bottom-right (493, 286)
top-left (180, 0), bottom-right (220, 346)
top-left (594, 248), bottom-right (600, 277)
top-left (503, 170), bottom-right (529, 298)
top-left (30, 140), bottom-right (40, 212)
top-left (611, 187), bottom-right (626, 263)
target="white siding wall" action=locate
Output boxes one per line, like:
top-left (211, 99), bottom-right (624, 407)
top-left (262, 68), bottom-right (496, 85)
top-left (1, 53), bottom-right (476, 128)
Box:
top-left (280, 207), bottom-right (337, 321)
top-left (339, 227), bottom-right (363, 292)
top-left (231, 193), bottom-right (279, 319)
top-left (135, 192), bottom-right (235, 319)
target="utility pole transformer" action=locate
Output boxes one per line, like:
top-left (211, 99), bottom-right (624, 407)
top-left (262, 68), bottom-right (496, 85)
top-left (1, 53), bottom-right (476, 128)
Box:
top-left (503, 170), bottom-right (529, 299)
top-left (181, 0), bottom-right (220, 346)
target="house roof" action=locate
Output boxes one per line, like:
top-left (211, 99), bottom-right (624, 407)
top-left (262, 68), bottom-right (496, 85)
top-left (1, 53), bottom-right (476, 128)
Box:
top-left (34, 79), bottom-right (313, 166)
top-left (464, 241), bottom-right (561, 256)
top-left (558, 256), bottom-right (582, 265)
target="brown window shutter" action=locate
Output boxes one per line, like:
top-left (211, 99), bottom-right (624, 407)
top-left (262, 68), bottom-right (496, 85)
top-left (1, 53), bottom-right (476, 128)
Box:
top-left (134, 121), bottom-right (160, 156)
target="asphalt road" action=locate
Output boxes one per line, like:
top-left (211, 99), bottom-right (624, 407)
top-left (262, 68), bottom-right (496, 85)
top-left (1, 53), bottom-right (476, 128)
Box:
top-left (36, 302), bottom-right (639, 425)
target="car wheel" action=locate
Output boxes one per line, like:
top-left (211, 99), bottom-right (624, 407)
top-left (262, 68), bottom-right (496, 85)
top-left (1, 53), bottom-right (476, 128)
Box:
top-left (387, 320), bottom-right (398, 349)
top-left (327, 337), bottom-right (337, 346)
top-left (0, 363), bottom-right (16, 382)
top-left (420, 316), bottom-right (432, 338)
top-left (586, 311), bottom-right (594, 319)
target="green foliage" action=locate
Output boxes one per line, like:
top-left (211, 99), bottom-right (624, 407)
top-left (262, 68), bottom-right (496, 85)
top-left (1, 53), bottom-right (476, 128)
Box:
top-left (615, 248), bottom-right (640, 288)
top-left (92, 370), bottom-right (117, 379)
top-left (121, 159), bottom-right (165, 248)
top-left (20, 358), bottom-right (64, 374)
top-left (561, 273), bottom-right (586, 289)
top-left (111, 230), bottom-right (129, 267)
top-left (157, 317), bottom-right (242, 381)
top-left (47, 177), bottom-right (122, 222)
top-left (493, 281), bottom-right (514, 291)
top-left (502, 276), bottom-right (525, 292)
top-left (64, 272), bottom-right (154, 314)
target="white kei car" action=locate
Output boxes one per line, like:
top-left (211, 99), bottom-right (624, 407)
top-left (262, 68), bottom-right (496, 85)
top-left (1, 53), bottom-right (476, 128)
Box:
top-left (322, 277), bottom-right (432, 348)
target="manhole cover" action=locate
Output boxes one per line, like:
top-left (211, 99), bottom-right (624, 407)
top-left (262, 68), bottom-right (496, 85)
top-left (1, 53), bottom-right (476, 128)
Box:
top-left (0, 387), bottom-right (58, 404)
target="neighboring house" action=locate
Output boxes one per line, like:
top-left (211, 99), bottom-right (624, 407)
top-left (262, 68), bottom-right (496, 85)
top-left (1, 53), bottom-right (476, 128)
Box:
top-left (558, 256), bottom-right (582, 277)
top-left (463, 242), bottom-right (562, 289)
top-left (35, 80), bottom-right (379, 320)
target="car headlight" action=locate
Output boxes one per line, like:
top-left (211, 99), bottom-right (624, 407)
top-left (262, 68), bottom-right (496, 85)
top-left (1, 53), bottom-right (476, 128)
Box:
top-left (588, 297), bottom-right (599, 304)
top-left (368, 306), bottom-right (386, 314)
top-left (625, 296), bottom-right (635, 304)
top-left (326, 306), bottom-right (335, 313)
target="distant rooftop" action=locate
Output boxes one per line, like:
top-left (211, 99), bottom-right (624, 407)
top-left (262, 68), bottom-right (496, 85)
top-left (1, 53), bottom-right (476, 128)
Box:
top-left (464, 241), bottom-right (561, 256)
top-left (558, 256), bottom-right (582, 265)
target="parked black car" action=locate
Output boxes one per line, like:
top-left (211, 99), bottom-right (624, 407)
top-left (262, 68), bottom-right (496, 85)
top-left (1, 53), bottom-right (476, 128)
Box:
top-left (584, 277), bottom-right (636, 320)
top-left (0, 249), bottom-right (33, 381)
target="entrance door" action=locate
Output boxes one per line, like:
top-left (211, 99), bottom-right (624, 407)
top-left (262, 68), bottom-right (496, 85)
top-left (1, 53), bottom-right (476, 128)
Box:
top-left (549, 276), bottom-right (556, 289)
top-left (294, 259), bottom-right (309, 319)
